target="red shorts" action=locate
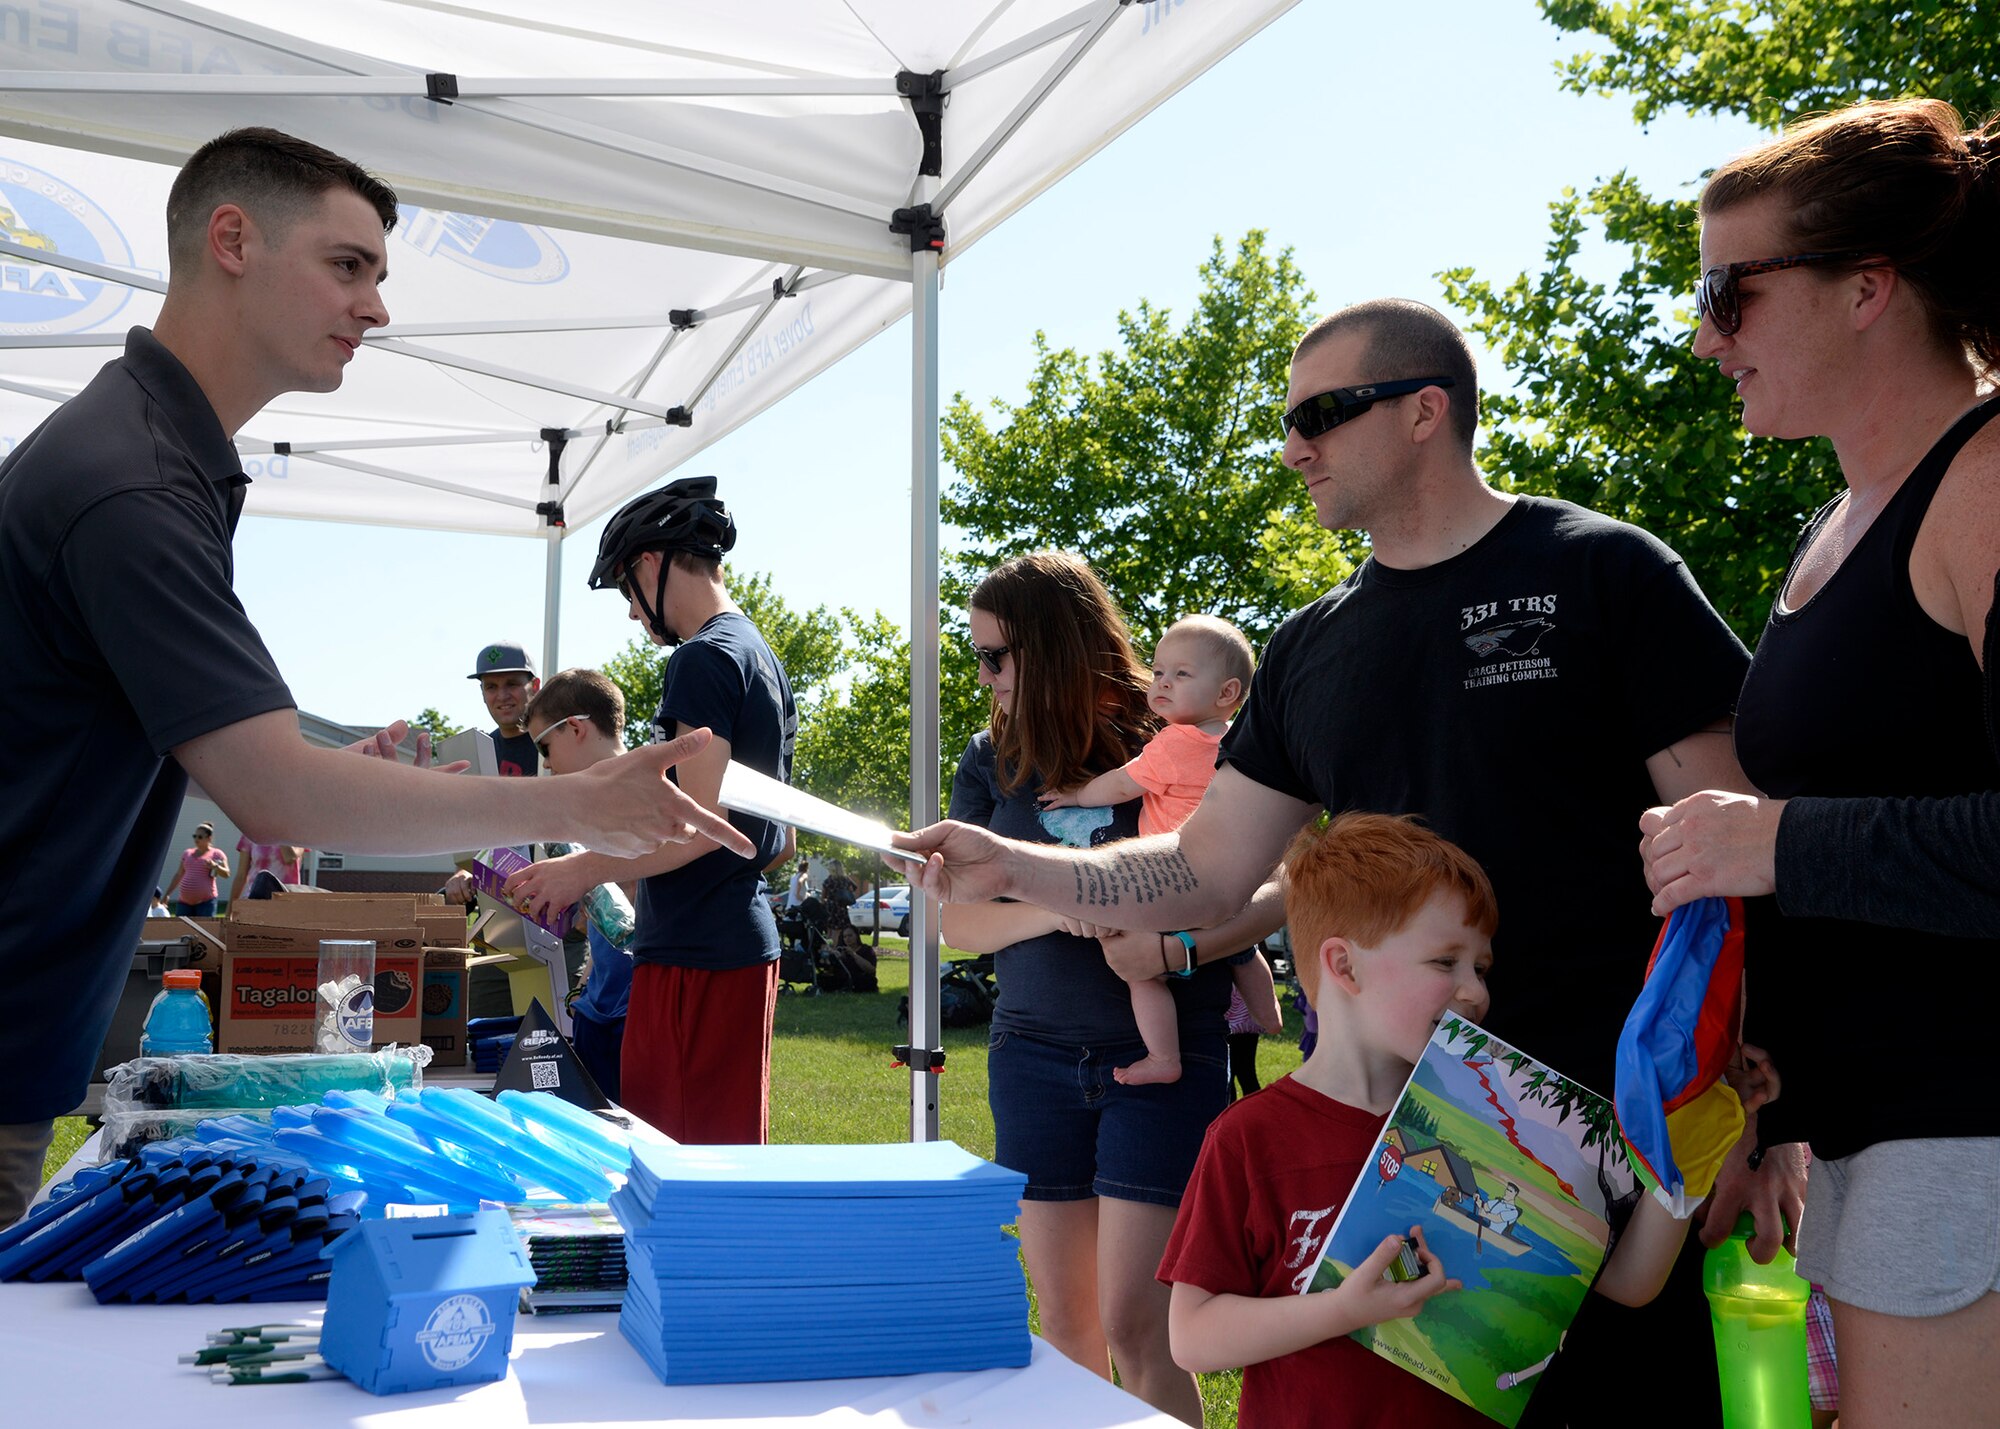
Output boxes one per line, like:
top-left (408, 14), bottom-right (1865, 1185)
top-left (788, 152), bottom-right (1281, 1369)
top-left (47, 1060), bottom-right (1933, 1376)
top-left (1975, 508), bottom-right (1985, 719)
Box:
top-left (621, 960), bottom-right (778, 1144)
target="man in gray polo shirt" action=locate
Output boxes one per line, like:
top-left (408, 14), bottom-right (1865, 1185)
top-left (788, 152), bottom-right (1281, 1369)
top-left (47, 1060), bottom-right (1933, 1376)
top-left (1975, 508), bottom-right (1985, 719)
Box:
top-left (0, 128), bottom-right (747, 1224)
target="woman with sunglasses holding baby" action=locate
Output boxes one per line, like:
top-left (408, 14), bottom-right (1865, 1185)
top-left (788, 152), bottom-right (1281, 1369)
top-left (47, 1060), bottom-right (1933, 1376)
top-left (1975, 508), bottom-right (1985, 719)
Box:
top-left (940, 551), bottom-right (1232, 1425)
top-left (1641, 99), bottom-right (2000, 1423)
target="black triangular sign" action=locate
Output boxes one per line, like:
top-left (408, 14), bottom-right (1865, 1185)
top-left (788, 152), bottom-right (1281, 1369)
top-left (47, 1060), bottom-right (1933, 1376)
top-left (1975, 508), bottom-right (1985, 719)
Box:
top-left (492, 999), bottom-right (610, 1110)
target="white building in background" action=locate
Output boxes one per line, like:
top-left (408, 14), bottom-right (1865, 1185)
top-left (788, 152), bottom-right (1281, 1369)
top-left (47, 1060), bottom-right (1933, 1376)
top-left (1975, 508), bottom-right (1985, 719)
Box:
top-left (164, 713), bottom-right (458, 906)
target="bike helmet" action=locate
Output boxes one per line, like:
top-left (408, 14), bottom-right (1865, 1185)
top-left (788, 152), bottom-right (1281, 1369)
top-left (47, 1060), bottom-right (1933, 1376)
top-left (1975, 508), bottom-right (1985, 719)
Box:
top-left (588, 475), bottom-right (736, 588)
top-left (588, 476), bottom-right (737, 644)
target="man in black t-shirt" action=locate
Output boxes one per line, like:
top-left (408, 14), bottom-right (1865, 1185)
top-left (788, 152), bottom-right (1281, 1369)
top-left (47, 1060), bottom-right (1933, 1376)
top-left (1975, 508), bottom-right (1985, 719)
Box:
top-left (468, 641), bottom-right (541, 776)
top-left (506, 478), bottom-right (796, 1145)
top-left (906, 300), bottom-right (1789, 1425)
top-left (0, 130), bottom-right (746, 1226)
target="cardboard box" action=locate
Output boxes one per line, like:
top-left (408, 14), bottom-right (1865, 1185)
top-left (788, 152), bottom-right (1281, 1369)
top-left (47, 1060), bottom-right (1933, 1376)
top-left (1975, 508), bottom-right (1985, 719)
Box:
top-left (421, 946), bottom-right (471, 1066)
top-left (220, 901), bottom-right (423, 1053)
top-left (270, 891), bottom-right (468, 947)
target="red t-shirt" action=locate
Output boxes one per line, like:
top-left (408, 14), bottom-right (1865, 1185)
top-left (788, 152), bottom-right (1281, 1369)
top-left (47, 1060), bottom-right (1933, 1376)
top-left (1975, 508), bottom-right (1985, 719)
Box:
top-left (1158, 1076), bottom-right (1487, 1429)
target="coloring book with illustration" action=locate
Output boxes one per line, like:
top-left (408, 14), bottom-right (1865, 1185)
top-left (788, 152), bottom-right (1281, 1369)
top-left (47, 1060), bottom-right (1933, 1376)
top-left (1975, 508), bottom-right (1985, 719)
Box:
top-left (1303, 1016), bottom-right (1636, 1426)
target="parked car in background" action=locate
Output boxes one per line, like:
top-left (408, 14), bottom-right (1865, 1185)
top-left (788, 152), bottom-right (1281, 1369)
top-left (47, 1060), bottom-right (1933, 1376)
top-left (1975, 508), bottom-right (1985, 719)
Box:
top-left (849, 884), bottom-right (911, 936)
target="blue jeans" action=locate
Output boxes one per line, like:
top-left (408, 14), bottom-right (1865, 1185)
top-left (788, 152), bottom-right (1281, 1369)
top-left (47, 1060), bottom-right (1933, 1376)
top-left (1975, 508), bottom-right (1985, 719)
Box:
top-left (171, 899), bottom-right (216, 917)
top-left (987, 1027), bottom-right (1228, 1208)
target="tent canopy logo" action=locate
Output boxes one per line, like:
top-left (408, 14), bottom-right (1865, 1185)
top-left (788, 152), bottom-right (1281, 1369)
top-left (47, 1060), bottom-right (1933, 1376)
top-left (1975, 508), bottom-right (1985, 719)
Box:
top-left (399, 207), bottom-right (569, 284)
top-left (0, 157), bottom-right (137, 335)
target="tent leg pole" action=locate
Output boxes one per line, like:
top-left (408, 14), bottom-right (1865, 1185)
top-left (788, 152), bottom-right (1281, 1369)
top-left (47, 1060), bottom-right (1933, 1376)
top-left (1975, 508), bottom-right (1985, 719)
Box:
top-left (908, 244), bottom-right (942, 1144)
top-left (542, 528), bottom-right (562, 699)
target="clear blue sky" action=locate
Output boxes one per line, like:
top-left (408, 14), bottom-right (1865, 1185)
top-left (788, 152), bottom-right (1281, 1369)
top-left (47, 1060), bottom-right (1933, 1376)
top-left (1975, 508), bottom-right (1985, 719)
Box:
top-left (230, 1), bottom-right (1766, 734)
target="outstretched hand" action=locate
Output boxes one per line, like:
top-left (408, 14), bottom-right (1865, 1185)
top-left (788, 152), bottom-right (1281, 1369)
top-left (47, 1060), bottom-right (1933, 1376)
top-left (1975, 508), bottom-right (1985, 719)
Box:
top-left (345, 719), bottom-right (470, 774)
top-left (1638, 790), bottom-right (1784, 916)
top-left (573, 729), bottom-right (754, 859)
top-left (892, 821), bottom-right (1021, 905)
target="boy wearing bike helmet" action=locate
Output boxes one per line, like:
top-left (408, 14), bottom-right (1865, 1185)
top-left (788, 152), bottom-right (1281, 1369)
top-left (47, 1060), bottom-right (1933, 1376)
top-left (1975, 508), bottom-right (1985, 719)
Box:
top-left (507, 477), bottom-right (798, 1144)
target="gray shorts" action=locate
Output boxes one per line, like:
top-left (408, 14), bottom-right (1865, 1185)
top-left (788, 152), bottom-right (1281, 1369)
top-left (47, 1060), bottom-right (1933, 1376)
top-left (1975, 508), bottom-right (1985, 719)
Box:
top-left (0, 1119), bottom-right (56, 1228)
top-left (1796, 1137), bottom-right (2000, 1317)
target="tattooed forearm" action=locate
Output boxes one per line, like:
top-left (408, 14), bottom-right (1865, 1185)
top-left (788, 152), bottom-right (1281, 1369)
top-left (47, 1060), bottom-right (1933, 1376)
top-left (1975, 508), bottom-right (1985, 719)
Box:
top-left (1073, 847), bottom-right (1201, 908)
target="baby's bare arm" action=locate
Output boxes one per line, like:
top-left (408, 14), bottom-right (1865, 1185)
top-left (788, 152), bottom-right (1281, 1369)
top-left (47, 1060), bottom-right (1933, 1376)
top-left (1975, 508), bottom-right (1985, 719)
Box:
top-left (1040, 766), bottom-right (1145, 810)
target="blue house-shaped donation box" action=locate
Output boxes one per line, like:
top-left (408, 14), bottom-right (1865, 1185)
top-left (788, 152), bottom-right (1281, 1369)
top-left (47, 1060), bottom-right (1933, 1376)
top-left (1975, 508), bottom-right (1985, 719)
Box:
top-left (320, 1209), bottom-right (537, 1394)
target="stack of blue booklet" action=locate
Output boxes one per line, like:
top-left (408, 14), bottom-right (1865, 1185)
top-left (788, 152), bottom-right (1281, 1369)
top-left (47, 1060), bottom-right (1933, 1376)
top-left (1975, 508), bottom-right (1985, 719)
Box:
top-left (609, 1140), bottom-right (1031, 1384)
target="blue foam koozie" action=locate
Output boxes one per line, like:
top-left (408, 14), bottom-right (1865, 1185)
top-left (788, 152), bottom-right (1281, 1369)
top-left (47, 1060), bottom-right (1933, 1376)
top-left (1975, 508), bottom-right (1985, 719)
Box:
top-left (319, 1208), bottom-right (536, 1394)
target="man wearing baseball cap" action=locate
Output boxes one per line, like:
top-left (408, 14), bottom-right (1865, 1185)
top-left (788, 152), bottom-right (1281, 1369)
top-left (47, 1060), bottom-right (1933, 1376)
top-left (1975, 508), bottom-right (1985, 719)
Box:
top-left (469, 641), bottom-right (541, 777)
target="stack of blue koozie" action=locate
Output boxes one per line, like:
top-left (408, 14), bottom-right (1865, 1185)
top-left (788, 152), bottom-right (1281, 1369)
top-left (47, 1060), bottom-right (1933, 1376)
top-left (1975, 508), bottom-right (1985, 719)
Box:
top-left (609, 1140), bottom-right (1031, 1384)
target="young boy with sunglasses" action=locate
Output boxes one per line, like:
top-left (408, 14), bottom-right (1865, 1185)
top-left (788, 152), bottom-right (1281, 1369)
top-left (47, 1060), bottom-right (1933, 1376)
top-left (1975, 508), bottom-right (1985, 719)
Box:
top-left (1041, 614), bottom-right (1285, 1085)
top-left (516, 669), bottom-right (639, 1101)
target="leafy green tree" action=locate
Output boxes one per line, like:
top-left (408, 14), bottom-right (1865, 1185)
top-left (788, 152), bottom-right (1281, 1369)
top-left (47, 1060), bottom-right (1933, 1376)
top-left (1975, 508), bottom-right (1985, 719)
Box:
top-left (409, 706), bottom-right (464, 741)
top-left (793, 613), bottom-right (990, 830)
top-left (941, 230), bottom-right (1351, 655)
top-left (1442, 3), bottom-right (1999, 640)
top-left (1543, 0), bottom-right (2000, 127)
top-left (599, 568), bottom-right (850, 749)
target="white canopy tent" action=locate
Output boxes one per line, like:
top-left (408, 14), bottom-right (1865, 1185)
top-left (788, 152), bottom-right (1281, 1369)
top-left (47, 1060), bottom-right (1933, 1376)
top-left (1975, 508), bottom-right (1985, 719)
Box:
top-left (0, 0), bottom-right (1296, 1137)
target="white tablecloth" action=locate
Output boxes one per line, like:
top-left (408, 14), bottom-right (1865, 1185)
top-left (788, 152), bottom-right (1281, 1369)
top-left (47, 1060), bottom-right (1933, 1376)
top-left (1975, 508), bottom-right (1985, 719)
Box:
top-left (0, 1281), bottom-right (1177, 1428)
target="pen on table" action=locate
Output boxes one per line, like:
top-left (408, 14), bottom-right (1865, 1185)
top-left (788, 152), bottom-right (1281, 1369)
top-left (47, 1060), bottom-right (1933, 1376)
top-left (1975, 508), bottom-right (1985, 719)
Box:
top-left (211, 1362), bottom-right (343, 1386)
top-left (206, 1321), bottom-right (317, 1344)
top-left (183, 1343), bottom-right (321, 1366)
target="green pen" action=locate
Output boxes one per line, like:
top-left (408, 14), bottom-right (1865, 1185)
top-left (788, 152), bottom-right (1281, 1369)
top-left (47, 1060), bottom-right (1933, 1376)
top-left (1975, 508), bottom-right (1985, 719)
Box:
top-left (188, 1346), bottom-right (322, 1368)
top-left (212, 1362), bottom-right (342, 1386)
top-left (206, 1322), bottom-right (317, 1344)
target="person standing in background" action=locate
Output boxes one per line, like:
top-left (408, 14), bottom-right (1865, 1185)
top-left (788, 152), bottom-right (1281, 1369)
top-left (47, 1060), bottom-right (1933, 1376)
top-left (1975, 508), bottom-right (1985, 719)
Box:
top-left (229, 837), bottom-right (306, 904)
top-left (171, 822), bottom-right (229, 915)
top-left (470, 641), bottom-right (541, 776)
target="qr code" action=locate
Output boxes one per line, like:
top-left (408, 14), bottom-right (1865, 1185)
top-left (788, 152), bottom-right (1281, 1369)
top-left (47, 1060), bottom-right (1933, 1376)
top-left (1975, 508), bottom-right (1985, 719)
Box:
top-left (530, 1061), bottom-right (560, 1090)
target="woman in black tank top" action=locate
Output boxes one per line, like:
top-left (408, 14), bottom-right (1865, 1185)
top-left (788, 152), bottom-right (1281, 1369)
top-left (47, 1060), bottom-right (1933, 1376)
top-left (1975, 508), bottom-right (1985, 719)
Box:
top-left (1637, 99), bottom-right (2000, 1422)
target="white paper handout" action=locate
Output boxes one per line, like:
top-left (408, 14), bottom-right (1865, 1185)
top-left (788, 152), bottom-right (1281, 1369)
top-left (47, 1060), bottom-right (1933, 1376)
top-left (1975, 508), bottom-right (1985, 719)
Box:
top-left (717, 762), bottom-right (922, 863)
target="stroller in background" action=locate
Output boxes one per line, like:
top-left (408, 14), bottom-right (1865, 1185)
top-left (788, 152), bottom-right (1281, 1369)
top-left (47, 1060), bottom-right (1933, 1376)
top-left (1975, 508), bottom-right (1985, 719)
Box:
top-left (777, 896), bottom-right (878, 995)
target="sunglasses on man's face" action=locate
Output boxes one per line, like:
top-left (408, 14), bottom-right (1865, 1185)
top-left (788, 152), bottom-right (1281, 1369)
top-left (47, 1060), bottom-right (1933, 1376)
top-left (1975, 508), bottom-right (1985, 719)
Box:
top-left (1280, 376), bottom-right (1456, 442)
top-left (1693, 251), bottom-right (1875, 337)
top-left (970, 641), bottom-right (1010, 676)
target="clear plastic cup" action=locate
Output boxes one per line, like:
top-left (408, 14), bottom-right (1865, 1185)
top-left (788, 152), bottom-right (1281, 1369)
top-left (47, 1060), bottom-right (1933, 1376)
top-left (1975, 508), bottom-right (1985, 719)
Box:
top-left (316, 939), bottom-right (377, 1052)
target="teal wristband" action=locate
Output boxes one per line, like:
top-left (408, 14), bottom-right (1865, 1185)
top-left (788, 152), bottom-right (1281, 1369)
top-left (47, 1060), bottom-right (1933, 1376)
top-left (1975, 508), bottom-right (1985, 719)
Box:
top-left (1167, 930), bottom-right (1197, 978)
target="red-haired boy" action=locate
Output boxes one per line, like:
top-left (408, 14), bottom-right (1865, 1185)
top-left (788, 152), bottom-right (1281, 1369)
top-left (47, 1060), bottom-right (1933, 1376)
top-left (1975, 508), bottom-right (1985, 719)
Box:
top-left (1157, 813), bottom-right (1711, 1427)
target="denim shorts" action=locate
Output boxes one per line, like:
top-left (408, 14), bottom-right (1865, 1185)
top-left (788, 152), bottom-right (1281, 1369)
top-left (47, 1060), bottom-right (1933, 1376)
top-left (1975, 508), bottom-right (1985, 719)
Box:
top-left (986, 1026), bottom-right (1230, 1208)
top-left (1797, 1137), bottom-right (2000, 1317)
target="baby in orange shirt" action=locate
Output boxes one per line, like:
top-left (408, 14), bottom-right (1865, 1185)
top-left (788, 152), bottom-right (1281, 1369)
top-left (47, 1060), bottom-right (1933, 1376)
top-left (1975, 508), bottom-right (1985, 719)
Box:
top-left (1043, 615), bottom-right (1284, 1084)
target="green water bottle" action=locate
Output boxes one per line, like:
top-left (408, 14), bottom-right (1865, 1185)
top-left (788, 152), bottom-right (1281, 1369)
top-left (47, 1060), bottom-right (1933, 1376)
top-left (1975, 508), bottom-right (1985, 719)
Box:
top-left (1703, 1212), bottom-right (1811, 1428)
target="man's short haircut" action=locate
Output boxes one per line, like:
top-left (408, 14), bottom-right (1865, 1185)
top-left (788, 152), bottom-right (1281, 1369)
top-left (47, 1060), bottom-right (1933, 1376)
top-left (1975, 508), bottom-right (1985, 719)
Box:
top-left (166, 127), bottom-right (398, 273)
top-left (667, 548), bottom-right (724, 580)
top-left (523, 667), bottom-right (625, 742)
top-left (1159, 615), bottom-right (1255, 700)
top-left (1285, 812), bottom-right (1497, 1006)
top-left (1294, 298), bottom-right (1479, 450)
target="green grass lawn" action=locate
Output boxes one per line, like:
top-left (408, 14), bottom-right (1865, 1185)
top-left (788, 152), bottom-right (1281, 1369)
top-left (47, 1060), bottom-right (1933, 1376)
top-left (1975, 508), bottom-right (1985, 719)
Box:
top-left (44, 938), bottom-right (1304, 1428)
